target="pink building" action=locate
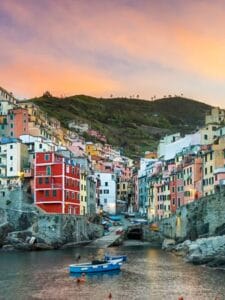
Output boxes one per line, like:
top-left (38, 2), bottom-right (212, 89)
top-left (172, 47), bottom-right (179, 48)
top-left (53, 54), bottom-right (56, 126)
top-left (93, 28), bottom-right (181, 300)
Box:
top-left (7, 108), bottom-right (29, 138)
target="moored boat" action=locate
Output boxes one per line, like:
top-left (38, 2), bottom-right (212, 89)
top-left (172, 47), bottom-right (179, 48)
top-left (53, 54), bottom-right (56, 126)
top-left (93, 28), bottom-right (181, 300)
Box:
top-left (105, 254), bottom-right (127, 262)
top-left (69, 259), bottom-right (122, 273)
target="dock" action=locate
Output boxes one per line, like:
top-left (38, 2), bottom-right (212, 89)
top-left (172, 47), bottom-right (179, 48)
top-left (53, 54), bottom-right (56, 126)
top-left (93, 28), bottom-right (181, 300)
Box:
top-left (87, 227), bottom-right (124, 248)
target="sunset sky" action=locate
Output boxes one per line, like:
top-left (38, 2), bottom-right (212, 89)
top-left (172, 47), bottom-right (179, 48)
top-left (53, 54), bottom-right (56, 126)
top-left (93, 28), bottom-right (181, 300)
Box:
top-left (0, 0), bottom-right (225, 107)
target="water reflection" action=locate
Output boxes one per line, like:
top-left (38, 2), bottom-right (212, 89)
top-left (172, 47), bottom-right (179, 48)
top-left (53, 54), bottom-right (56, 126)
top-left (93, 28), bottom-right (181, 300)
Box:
top-left (0, 246), bottom-right (225, 299)
top-left (70, 269), bottom-right (121, 279)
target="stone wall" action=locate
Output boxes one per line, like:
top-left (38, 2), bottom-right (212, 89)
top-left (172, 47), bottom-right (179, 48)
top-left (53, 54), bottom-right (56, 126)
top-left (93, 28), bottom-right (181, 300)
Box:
top-left (0, 188), bottom-right (103, 250)
top-left (160, 191), bottom-right (225, 241)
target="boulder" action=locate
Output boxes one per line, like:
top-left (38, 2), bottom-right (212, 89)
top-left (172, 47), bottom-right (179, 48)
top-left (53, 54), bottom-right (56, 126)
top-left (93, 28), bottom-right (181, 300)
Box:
top-left (32, 243), bottom-right (54, 250)
top-left (0, 223), bottom-right (14, 247)
top-left (162, 239), bottom-right (176, 250)
top-left (1, 244), bottom-right (16, 251)
top-left (207, 255), bottom-right (225, 267)
top-left (6, 230), bottom-right (32, 245)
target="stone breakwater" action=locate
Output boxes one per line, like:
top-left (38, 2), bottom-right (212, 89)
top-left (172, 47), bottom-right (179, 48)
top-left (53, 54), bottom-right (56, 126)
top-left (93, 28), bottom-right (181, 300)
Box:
top-left (0, 207), bottom-right (103, 251)
top-left (162, 236), bottom-right (225, 268)
top-left (159, 191), bottom-right (225, 268)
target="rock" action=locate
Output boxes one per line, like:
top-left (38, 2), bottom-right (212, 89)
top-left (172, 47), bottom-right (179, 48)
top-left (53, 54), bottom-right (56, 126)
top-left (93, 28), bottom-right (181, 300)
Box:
top-left (6, 230), bottom-right (32, 245)
top-left (0, 223), bottom-right (14, 247)
top-left (173, 235), bottom-right (225, 266)
top-left (32, 243), bottom-right (54, 250)
top-left (207, 255), bottom-right (225, 267)
top-left (162, 238), bottom-right (176, 250)
top-left (14, 242), bottom-right (33, 251)
top-left (1, 244), bottom-right (16, 251)
top-left (60, 241), bottom-right (91, 249)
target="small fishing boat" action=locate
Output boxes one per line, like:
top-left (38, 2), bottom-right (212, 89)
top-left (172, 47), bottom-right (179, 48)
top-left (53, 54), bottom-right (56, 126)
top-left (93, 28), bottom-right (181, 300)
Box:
top-left (105, 254), bottom-right (127, 262)
top-left (69, 259), bottom-right (122, 273)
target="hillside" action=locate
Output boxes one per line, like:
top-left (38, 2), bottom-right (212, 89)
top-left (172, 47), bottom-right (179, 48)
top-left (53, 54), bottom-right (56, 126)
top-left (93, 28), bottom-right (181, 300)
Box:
top-left (28, 95), bottom-right (212, 158)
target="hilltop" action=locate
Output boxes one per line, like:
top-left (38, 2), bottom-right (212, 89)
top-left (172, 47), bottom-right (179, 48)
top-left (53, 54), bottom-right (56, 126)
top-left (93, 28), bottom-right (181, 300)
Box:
top-left (28, 95), bottom-right (212, 158)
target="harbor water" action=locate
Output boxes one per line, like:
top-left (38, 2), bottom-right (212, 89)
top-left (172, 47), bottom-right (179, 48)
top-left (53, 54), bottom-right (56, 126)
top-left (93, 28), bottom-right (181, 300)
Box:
top-left (0, 245), bottom-right (225, 300)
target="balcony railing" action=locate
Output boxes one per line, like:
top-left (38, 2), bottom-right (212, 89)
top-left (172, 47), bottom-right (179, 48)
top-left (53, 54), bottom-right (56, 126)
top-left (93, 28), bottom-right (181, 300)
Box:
top-left (36, 171), bottom-right (51, 176)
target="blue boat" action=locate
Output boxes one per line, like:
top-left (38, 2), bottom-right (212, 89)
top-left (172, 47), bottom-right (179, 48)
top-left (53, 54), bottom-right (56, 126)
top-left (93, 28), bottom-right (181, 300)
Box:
top-left (69, 259), bottom-right (123, 273)
top-left (108, 214), bottom-right (121, 221)
top-left (105, 254), bottom-right (127, 262)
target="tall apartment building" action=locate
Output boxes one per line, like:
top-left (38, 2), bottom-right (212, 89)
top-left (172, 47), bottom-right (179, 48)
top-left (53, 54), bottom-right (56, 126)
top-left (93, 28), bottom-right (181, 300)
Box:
top-left (34, 152), bottom-right (80, 214)
top-left (0, 137), bottom-right (29, 187)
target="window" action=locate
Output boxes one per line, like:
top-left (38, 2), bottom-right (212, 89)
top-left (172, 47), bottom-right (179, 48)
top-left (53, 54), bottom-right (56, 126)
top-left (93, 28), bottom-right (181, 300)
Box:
top-left (10, 156), bottom-right (13, 160)
top-left (39, 144), bottom-right (43, 149)
top-left (45, 177), bottom-right (49, 184)
top-left (204, 134), bottom-right (208, 140)
top-left (10, 124), bottom-right (13, 128)
top-left (205, 168), bottom-right (207, 175)
top-left (10, 145), bottom-right (13, 149)
top-left (104, 189), bottom-right (109, 194)
top-left (104, 198), bottom-right (107, 204)
top-left (210, 152), bottom-right (213, 160)
top-left (38, 178), bottom-right (43, 184)
top-left (52, 190), bottom-right (57, 197)
top-left (44, 154), bottom-right (50, 161)
top-left (46, 166), bottom-right (51, 175)
top-left (105, 182), bottom-right (108, 186)
top-left (45, 190), bottom-right (49, 197)
top-left (172, 198), bottom-right (175, 205)
top-left (210, 166), bottom-right (213, 173)
top-left (10, 167), bottom-right (13, 171)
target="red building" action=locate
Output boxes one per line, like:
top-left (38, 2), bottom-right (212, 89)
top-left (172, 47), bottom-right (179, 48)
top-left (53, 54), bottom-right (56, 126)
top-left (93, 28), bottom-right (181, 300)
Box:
top-left (34, 152), bottom-right (80, 214)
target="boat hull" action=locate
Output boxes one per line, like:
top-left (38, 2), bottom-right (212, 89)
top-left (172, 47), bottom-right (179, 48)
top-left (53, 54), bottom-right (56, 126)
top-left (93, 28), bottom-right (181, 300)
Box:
top-left (69, 261), bottom-right (122, 273)
top-left (105, 255), bottom-right (127, 262)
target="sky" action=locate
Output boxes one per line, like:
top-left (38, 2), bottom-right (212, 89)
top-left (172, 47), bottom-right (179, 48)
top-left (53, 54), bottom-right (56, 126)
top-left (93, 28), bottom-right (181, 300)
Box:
top-left (0, 0), bottom-right (225, 107)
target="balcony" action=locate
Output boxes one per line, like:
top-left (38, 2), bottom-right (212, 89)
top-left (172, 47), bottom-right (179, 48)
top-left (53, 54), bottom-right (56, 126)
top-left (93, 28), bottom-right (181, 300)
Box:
top-left (36, 183), bottom-right (62, 190)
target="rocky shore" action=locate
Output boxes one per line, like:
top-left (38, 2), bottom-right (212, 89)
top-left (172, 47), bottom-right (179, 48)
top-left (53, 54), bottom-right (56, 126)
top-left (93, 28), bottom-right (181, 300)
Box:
top-left (162, 235), bottom-right (225, 269)
top-left (0, 196), bottom-right (104, 252)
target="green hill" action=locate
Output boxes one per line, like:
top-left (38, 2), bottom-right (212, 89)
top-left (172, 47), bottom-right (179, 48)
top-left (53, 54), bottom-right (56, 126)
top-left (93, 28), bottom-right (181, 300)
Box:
top-left (28, 95), bottom-right (212, 158)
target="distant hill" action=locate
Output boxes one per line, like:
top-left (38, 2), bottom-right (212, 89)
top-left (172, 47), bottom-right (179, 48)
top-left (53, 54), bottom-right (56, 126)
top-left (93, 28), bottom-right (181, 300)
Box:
top-left (28, 95), bottom-right (212, 158)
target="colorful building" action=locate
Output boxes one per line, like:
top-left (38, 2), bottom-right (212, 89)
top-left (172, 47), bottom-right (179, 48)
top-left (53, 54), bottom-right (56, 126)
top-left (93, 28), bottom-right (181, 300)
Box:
top-left (7, 108), bottom-right (29, 138)
top-left (34, 152), bottom-right (80, 214)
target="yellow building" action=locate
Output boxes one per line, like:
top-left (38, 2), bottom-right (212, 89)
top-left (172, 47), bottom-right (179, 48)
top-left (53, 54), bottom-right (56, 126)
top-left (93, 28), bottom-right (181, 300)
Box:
top-left (202, 149), bottom-right (214, 196)
top-left (199, 124), bottom-right (219, 146)
top-left (205, 107), bottom-right (225, 125)
top-left (85, 142), bottom-right (101, 157)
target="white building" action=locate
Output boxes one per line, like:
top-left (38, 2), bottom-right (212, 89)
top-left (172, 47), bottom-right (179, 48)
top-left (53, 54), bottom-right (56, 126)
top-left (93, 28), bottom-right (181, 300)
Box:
top-left (20, 134), bottom-right (56, 163)
top-left (157, 133), bottom-right (181, 159)
top-left (95, 172), bottom-right (116, 214)
top-left (0, 138), bottom-right (29, 187)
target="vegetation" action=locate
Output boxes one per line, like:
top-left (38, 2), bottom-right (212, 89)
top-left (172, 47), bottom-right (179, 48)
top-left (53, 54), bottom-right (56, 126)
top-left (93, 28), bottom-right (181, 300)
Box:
top-left (29, 95), bottom-right (212, 158)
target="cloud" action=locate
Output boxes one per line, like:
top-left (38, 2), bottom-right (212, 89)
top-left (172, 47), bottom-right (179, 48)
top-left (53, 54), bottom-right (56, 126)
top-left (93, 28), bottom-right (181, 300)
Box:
top-left (0, 0), bottom-right (225, 105)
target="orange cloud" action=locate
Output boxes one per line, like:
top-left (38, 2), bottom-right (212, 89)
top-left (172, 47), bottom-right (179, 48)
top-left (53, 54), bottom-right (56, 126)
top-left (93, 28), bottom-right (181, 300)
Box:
top-left (1, 0), bottom-right (225, 104)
